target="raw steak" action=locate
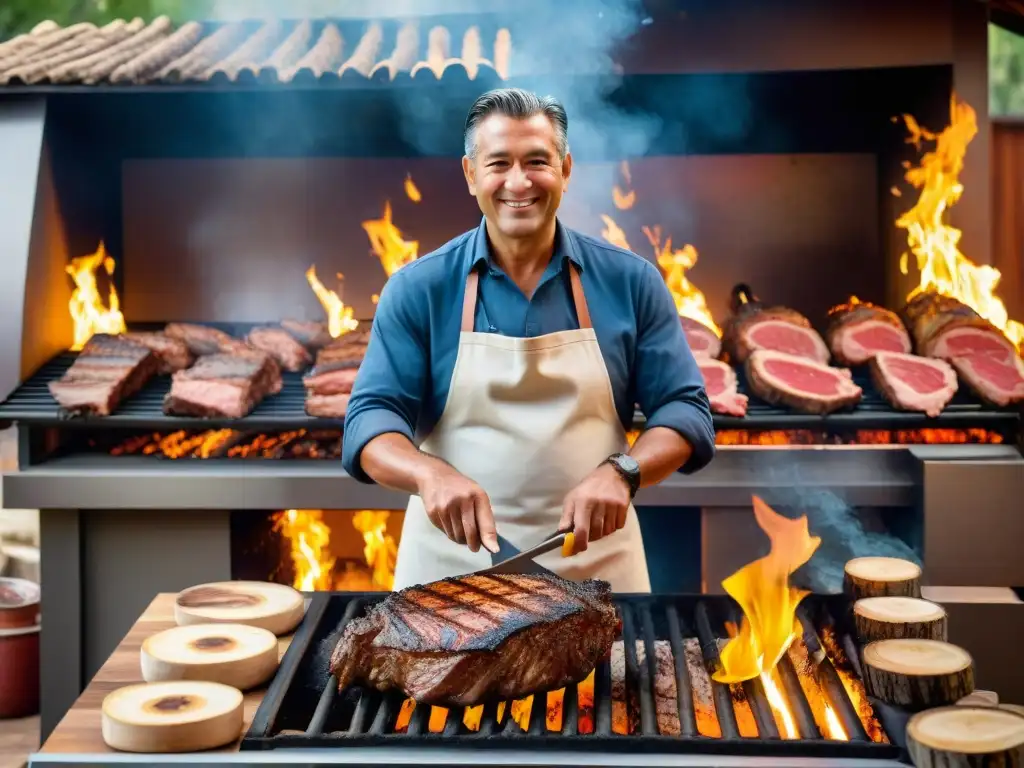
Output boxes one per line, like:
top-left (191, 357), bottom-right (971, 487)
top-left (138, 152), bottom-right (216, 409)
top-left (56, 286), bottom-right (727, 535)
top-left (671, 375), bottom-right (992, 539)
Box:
top-left (246, 327), bottom-right (313, 373)
top-left (163, 351), bottom-right (281, 419)
top-left (745, 349), bottom-right (862, 415)
top-left (164, 323), bottom-right (237, 356)
top-left (723, 293), bottom-right (828, 364)
top-left (330, 573), bottom-right (618, 707)
top-left (949, 353), bottom-right (1024, 407)
top-left (681, 316), bottom-right (721, 359)
top-left (901, 292), bottom-right (1012, 360)
top-left (305, 393), bottom-right (351, 418)
top-left (869, 352), bottom-right (957, 418)
top-left (281, 319), bottom-right (334, 351)
top-left (48, 334), bottom-right (159, 416)
top-left (122, 332), bottom-right (194, 373)
top-left (826, 301), bottom-right (912, 366)
top-left (698, 359), bottom-right (748, 417)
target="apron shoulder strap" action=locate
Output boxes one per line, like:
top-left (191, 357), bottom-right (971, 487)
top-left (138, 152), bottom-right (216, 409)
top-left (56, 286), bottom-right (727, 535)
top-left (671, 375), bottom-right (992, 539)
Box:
top-left (568, 262), bottom-right (593, 330)
top-left (461, 268), bottom-right (480, 332)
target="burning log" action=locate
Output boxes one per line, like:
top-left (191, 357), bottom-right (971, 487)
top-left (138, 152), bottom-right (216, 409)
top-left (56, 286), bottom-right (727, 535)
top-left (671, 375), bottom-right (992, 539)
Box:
top-left (174, 580), bottom-right (304, 636)
top-left (843, 557), bottom-right (922, 600)
top-left (861, 639), bottom-right (975, 711)
top-left (826, 298), bottom-right (912, 366)
top-left (906, 705), bottom-right (1024, 768)
top-left (852, 597), bottom-right (948, 643)
top-left (141, 623), bottom-right (279, 691)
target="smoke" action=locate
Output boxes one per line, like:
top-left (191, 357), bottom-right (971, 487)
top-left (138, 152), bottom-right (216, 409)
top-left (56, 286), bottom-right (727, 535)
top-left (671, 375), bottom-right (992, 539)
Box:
top-left (755, 462), bottom-right (921, 595)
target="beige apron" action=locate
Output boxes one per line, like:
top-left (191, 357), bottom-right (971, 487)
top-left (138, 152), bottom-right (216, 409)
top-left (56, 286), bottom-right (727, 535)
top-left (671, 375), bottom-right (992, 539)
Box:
top-left (392, 261), bottom-right (651, 593)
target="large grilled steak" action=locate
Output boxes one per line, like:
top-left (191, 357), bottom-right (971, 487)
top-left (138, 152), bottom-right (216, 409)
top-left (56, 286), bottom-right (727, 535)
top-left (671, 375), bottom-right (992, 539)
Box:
top-left (246, 327), bottom-right (313, 373)
top-left (698, 359), bottom-right (747, 417)
top-left (869, 352), bottom-right (957, 418)
top-left (164, 323), bottom-right (237, 356)
top-left (826, 301), bottom-right (912, 366)
top-left (122, 332), bottom-right (194, 373)
top-left (950, 353), bottom-right (1024, 407)
top-left (48, 334), bottom-right (159, 416)
top-left (281, 319), bottom-right (333, 351)
top-left (681, 316), bottom-right (721, 359)
top-left (163, 351), bottom-right (281, 418)
top-left (745, 349), bottom-right (862, 414)
top-left (305, 393), bottom-right (351, 418)
top-left (330, 573), bottom-right (619, 707)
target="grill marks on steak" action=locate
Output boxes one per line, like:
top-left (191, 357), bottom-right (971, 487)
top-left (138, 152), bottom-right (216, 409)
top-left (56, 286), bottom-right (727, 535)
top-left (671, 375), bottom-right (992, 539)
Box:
top-left (681, 317), bottom-right (721, 359)
top-left (163, 351), bottom-right (282, 418)
top-left (164, 323), bottom-right (238, 357)
top-left (746, 349), bottom-right (862, 414)
top-left (246, 327), bottom-right (313, 373)
top-left (826, 302), bottom-right (912, 366)
top-left (330, 573), bottom-right (618, 707)
top-left (698, 359), bottom-right (748, 417)
top-left (122, 332), bottom-right (194, 373)
top-left (303, 332), bottom-right (369, 417)
top-left (869, 352), bottom-right (957, 418)
top-left (48, 335), bottom-right (159, 416)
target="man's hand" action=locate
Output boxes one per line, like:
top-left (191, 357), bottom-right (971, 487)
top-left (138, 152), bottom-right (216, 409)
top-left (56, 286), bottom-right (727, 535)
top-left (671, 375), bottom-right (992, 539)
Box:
top-left (417, 464), bottom-right (499, 554)
top-left (559, 463), bottom-right (631, 553)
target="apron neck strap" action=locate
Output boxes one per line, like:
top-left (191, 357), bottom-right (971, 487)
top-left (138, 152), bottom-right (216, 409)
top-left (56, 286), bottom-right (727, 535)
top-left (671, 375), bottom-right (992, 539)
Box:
top-left (461, 260), bottom-right (593, 332)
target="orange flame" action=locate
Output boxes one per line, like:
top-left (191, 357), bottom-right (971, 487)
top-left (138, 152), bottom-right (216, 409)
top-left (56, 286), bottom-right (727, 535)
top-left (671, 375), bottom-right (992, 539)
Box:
top-left (273, 509), bottom-right (335, 591)
top-left (613, 160), bottom-right (636, 210)
top-left (896, 94), bottom-right (1023, 349)
top-left (363, 200), bottom-right (420, 277)
top-left (404, 173), bottom-right (421, 203)
top-left (351, 510), bottom-right (397, 591)
top-left (305, 266), bottom-right (359, 339)
top-left (67, 241), bottom-right (126, 351)
top-left (600, 214), bottom-right (632, 251)
top-left (714, 496), bottom-right (821, 684)
top-left (643, 226), bottom-right (722, 336)
top-left (823, 703), bottom-right (849, 741)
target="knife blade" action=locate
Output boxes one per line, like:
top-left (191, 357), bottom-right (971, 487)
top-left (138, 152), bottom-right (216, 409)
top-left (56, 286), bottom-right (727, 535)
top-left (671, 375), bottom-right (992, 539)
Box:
top-left (475, 531), bottom-right (570, 576)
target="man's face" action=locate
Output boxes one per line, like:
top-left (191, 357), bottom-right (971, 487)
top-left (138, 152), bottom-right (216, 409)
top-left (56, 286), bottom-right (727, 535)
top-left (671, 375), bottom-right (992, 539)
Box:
top-left (462, 113), bottom-right (572, 241)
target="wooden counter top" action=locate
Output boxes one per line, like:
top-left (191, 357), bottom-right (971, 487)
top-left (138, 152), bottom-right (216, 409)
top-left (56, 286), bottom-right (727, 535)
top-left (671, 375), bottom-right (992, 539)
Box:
top-left (40, 592), bottom-right (294, 756)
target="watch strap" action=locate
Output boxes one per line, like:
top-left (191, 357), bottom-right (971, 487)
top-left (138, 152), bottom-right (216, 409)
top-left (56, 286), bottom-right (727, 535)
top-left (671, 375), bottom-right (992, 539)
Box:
top-left (603, 453), bottom-right (640, 499)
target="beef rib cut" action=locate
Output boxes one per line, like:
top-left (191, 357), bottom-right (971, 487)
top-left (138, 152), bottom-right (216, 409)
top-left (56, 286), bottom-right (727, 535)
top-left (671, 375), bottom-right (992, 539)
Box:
top-left (698, 359), bottom-right (748, 416)
top-left (949, 353), bottom-right (1024, 407)
top-left (745, 350), bottom-right (862, 415)
top-left (681, 316), bottom-right (721, 359)
top-left (826, 301), bottom-right (912, 366)
top-left (869, 352), bottom-right (957, 418)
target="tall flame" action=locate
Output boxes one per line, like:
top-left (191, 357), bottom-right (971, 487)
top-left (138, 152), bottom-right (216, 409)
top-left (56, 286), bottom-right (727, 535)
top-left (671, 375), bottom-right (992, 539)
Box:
top-left (305, 266), bottom-right (359, 339)
top-left (67, 242), bottom-right (126, 351)
top-left (643, 226), bottom-right (722, 336)
top-left (363, 200), bottom-right (420, 277)
top-left (896, 94), bottom-right (1023, 349)
top-left (613, 160), bottom-right (636, 210)
top-left (351, 510), bottom-right (398, 591)
top-left (714, 496), bottom-right (821, 684)
top-left (273, 509), bottom-right (336, 591)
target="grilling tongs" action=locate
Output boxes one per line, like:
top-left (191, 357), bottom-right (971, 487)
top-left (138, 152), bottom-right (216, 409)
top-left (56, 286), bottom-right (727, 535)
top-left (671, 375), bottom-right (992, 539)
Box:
top-left (474, 530), bottom-right (573, 576)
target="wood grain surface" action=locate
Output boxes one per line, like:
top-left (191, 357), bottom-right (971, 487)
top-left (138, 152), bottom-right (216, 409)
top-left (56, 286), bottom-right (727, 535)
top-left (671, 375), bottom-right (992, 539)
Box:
top-left (41, 593), bottom-right (297, 755)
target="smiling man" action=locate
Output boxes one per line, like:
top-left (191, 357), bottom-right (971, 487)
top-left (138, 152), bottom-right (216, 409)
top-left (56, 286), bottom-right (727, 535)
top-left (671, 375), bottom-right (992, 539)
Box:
top-left (342, 87), bottom-right (715, 592)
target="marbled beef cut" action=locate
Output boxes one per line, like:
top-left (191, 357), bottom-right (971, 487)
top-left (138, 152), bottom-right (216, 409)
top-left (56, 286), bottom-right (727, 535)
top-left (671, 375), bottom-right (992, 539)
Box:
top-left (122, 332), bottom-right (194, 373)
top-left (901, 292), bottom-right (1011, 360)
top-left (950, 353), bottom-right (1024, 407)
top-left (281, 318), bottom-right (333, 351)
top-left (826, 301), bottom-right (912, 366)
top-left (869, 352), bottom-right (957, 418)
top-left (164, 323), bottom-right (237, 357)
top-left (163, 350), bottom-right (282, 419)
top-left (681, 316), bottom-right (721, 359)
top-left (330, 573), bottom-right (619, 707)
top-left (722, 287), bottom-right (829, 364)
top-left (246, 327), bottom-right (313, 373)
top-left (698, 359), bottom-right (748, 416)
top-left (745, 349), bottom-right (862, 414)
top-left (48, 334), bottom-right (159, 416)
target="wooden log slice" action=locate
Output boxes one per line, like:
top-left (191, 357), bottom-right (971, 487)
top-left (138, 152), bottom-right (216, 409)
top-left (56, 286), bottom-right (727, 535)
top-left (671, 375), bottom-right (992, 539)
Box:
top-left (844, 556), bottom-right (922, 600)
top-left (853, 597), bottom-right (948, 643)
top-left (101, 680), bottom-right (243, 753)
top-left (907, 705), bottom-right (1024, 768)
top-left (862, 639), bottom-right (975, 711)
top-left (141, 623), bottom-right (279, 690)
top-left (174, 581), bottom-right (304, 636)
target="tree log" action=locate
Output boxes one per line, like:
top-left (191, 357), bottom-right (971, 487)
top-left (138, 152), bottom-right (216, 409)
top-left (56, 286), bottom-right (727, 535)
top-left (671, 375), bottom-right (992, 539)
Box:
top-left (906, 705), bottom-right (1024, 768)
top-left (853, 597), bottom-right (948, 643)
top-left (843, 556), bottom-right (922, 600)
top-left (862, 639), bottom-right (974, 711)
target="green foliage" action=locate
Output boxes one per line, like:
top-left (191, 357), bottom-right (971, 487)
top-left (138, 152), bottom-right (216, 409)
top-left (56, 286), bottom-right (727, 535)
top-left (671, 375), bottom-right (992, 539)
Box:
top-left (990, 23), bottom-right (1024, 116)
top-left (0, 0), bottom-right (212, 41)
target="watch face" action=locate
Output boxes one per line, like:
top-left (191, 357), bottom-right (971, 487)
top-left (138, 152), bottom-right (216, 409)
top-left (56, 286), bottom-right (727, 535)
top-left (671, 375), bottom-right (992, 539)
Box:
top-left (615, 454), bottom-right (640, 475)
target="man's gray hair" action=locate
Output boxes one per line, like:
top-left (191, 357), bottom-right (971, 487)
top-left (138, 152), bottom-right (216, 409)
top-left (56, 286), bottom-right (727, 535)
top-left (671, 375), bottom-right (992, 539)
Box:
top-left (463, 87), bottom-right (569, 161)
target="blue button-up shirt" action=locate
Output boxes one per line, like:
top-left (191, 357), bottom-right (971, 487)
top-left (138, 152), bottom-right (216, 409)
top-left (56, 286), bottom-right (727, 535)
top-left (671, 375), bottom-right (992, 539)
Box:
top-left (342, 218), bottom-right (716, 483)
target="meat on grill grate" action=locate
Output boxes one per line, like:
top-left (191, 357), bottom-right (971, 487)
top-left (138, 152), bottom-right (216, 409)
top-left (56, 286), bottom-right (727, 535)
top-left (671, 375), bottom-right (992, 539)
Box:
top-left (302, 333), bottom-right (368, 416)
top-left (281, 319), bottom-right (334, 352)
top-left (247, 326), bottom-right (313, 372)
top-left (305, 393), bottom-right (351, 418)
top-left (869, 352), bottom-right (957, 418)
top-left (901, 293), bottom-right (1010, 360)
top-left (746, 349), bottom-right (862, 414)
top-left (681, 317), bottom-right (721, 359)
top-left (826, 302), bottom-right (912, 366)
top-left (950, 353), bottom-right (1024, 407)
top-left (329, 573), bottom-right (619, 707)
top-left (122, 331), bottom-right (194, 373)
top-left (164, 322), bottom-right (238, 357)
top-left (48, 334), bottom-right (159, 416)
top-left (698, 359), bottom-right (748, 417)
top-left (163, 349), bottom-right (282, 419)
top-left (724, 302), bottom-right (830, 365)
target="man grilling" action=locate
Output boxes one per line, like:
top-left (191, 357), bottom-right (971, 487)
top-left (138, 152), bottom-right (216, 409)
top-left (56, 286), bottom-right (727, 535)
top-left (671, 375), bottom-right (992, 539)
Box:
top-left (342, 87), bottom-right (715, 592)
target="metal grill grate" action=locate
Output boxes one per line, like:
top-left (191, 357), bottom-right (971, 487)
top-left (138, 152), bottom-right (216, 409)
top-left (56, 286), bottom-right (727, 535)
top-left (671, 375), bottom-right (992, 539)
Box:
top-left (1, 350), bottom-right (1018, 433)
top-left (241, 592), bottom-right (906, 761)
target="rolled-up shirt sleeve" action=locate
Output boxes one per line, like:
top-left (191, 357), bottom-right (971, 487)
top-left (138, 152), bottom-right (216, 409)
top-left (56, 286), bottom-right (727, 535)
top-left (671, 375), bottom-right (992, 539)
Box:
top-left (342, 270), bottom-right (429, 483)
top-left (634, 261), bottom-right (716, 474)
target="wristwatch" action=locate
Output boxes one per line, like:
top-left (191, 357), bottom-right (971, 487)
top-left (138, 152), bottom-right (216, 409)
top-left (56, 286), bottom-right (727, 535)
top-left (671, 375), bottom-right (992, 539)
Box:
top-left (602, 453), bottom-right (641, 499)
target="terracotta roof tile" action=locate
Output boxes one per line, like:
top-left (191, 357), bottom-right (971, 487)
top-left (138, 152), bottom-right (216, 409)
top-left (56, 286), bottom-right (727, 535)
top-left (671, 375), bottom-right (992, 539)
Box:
top-left (0, 17), bottom-right (512, 87)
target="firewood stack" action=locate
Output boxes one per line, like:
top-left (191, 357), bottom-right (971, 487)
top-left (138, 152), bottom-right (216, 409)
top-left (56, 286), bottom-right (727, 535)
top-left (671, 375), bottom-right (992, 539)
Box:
top-left (841, 556), bottom-right (1024, 766)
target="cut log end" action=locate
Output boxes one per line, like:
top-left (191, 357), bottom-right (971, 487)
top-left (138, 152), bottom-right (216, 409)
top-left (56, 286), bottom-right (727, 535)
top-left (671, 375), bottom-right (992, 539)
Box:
top-left (843, 556), bottom-right (922, 600)
top-left (862, 639), bottom-right (974, 711)
top-left (907, 705), bottom-right (1024, 768)
top-left (853, 596), bottom-right (948, 643)
top-left (101, 680), bottom-right (243, 753)
top-left (141, 623), bottom-right (279, 691)
top-left (174, 580), bottom-right (304, 636)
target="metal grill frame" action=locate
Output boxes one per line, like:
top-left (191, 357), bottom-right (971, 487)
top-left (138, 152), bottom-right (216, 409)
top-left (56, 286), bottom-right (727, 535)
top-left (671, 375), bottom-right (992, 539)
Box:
top-left (240, 592), bottom-right (907, 761)
top-left (1, 348), bottom-right (1018, 433)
